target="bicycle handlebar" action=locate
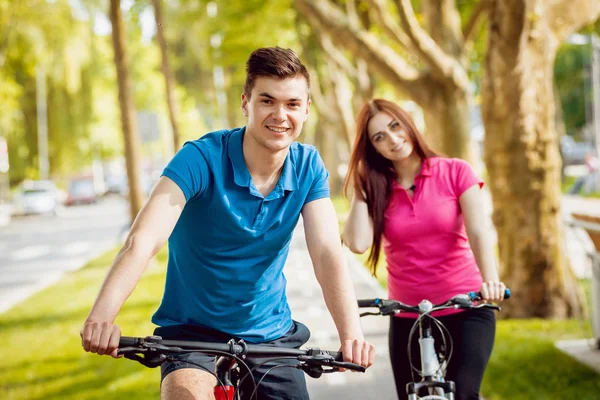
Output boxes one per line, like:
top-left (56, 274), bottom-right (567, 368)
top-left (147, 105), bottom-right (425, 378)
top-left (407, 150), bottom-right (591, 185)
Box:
top-left (358, 288), bottom-right (511, 316)
top-left (117, 335), bottom-right (365, 373)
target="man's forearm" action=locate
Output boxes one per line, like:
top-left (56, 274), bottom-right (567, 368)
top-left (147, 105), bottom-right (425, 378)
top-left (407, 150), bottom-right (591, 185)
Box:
top-left (85, 238), bottom-right (153, 322)
top-left (314, 249), bottom-right (364, 341)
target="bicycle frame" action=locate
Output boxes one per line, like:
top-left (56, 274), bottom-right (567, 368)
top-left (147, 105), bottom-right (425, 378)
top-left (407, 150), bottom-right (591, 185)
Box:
top-left (214, 353), bottom-right (238, 400)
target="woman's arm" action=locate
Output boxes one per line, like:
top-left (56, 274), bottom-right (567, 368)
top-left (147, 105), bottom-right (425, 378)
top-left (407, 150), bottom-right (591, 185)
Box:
top-left (460, 185), bottom-right (506, 302)
top-left (341, 193), bottom-right (374, 254)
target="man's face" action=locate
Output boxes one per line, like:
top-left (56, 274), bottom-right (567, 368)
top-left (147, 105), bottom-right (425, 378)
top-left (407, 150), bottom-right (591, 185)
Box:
top-left (241, 75), bottom-right (310, 153)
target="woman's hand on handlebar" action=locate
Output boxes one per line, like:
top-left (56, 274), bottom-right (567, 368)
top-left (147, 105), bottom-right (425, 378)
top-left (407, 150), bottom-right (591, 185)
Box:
top-left (80, 319), bottom-right (123, 358)
top-left (479, 280), bottom-right (507, 303)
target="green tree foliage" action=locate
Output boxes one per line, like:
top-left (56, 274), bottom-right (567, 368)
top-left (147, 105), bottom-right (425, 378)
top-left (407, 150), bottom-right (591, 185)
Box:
top-left (554, 21), bottom-right (600, 140)
top-left (555, 45), bottom-right (590, 139)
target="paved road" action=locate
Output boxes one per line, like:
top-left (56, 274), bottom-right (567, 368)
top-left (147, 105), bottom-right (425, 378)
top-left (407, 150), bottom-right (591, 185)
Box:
top-left (0, 196), bottom-right (130, 313)
top-left (284, 220), bottom-right (397, 400)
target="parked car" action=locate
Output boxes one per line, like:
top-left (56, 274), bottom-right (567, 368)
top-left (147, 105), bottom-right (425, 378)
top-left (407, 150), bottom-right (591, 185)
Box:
top-left (65, 178), bottom-right (97, 206)
top-left (12, 180), bottom-right (61, 216)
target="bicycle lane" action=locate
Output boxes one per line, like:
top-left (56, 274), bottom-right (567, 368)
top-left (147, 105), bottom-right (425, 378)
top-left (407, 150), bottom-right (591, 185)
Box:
top-left (284, 218), bottom-right (397, 400)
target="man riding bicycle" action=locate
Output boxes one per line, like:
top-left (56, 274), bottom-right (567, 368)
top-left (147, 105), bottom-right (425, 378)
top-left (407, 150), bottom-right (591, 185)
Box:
top-left (80, 46), bottom-right (375, 400)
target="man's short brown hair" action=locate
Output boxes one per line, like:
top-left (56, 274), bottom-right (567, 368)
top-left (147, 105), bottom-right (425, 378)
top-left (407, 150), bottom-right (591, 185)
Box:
top-left (244, 47), bottom-right (310, 98)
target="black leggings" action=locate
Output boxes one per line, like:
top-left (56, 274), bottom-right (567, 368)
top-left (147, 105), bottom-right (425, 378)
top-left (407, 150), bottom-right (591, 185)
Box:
top-left (389, 309), bottom-right (495, 400)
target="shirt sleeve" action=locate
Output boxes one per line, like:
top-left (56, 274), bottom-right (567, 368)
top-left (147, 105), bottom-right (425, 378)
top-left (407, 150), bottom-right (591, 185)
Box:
top-left (161, 141), bottom-right (210, 201)
top-left (452, 158), bottom-right (484, 198)
top-left (305, 150), bottom-right (330, 204)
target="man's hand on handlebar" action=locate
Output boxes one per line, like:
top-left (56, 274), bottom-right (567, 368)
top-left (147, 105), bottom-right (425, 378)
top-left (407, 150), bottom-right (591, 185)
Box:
top-left (80, 319), bottom-right (123, 359)
top-left (340, 338), bottom-right (375, 371)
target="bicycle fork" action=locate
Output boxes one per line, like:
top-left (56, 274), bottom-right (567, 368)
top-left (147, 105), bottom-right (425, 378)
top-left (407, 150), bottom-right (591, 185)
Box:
top-left (406, 314), bottom-right (455, 399)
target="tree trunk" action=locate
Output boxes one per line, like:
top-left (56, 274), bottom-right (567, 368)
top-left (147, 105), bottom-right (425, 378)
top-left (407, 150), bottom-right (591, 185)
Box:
top-left (109, 0), bottom-right (144, 221)
top-left (422, 86), bottom-right (472, 160)
top-left (481, 0), bottom-right (586, 318)
top-left (315, 120), bottom-right (342, 195)
top-left (152, 0), bottom-right (181, 153)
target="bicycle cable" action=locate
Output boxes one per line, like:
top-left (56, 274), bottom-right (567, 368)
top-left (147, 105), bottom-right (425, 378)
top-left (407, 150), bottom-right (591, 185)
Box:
top-left (406, 306), bottom-right (454, 382)
top-left (168, 355), bottom-right (231, 400)
top-left (169, 348), bottom-right (258, 400)
top-left (430, 313), bottom-right (453, 377)
top-left (249, 363), bottom-right (296, 400)
top-left (234, 356), bottom-right (298, 400)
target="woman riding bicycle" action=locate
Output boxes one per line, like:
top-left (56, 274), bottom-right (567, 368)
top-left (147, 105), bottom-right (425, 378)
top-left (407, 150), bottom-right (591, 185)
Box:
top-left (342, 99), bottom-right (505, 400)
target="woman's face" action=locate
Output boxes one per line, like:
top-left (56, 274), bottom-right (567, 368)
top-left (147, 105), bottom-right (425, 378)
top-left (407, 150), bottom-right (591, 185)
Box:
top-left (367, 112), bottom-right (414, 161)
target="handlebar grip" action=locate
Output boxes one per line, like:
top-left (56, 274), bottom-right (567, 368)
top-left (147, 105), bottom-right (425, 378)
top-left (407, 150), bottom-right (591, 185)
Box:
top-left (357, 299), bottom-right (379, 308)
top-left (333, 361), bottom-right (366, 372)
top-left (119, 336), bottom-right (140, 347)
top-left (326, 351), bottom-right (366, 372)
top-left (469, 288), bottom-right (511, 301)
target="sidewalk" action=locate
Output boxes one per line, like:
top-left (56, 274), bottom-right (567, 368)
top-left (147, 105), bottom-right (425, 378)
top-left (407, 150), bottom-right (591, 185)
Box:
top-left (561, 194), bottom-right (600, 279)
top-left (0, 203), bottom-right (10, 227)
top-left (284, 219), bottom-right (396, 399)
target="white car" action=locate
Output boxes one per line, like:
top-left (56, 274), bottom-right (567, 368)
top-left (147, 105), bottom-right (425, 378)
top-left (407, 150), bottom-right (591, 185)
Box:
top-left (12, 180), bottom-right (61, 216)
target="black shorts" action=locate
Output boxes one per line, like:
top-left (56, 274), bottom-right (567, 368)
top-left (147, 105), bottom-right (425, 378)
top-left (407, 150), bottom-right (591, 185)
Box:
top-left (154, 321), bottom-right (311, 400)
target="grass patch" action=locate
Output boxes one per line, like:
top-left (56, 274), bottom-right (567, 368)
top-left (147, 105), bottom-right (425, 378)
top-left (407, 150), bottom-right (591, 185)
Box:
top-left (483, 319), bottom-right (599, 400)
top-left (0, 246), bottom-right (168, 400)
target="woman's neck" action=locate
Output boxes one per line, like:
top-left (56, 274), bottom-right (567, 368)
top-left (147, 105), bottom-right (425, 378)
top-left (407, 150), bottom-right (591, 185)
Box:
top-left (393, 152), bottom-right (422, 184)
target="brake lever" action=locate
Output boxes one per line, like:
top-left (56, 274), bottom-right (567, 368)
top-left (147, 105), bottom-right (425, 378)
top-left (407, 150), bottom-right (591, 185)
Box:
top-left (449, 294), bottom-right (474, 308)
top-left (118, 346), bottom-right (147, 355)
top-left (359, 311), bottom-right (382, 317)
top-left (476, 303), bottom-right (501, 311)
top-left (330, 361), bottom-right (366, 372)
top-left (299, 363), bottom-right (324, 378)
top-left (380, 306), bottom-right (400, 316)
top-left (123, 352), bottom-right (167, 368)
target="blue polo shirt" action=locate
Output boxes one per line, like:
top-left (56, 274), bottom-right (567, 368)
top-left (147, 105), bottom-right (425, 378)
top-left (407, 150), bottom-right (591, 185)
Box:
top-left (151, 127), bottom-right (330, 342)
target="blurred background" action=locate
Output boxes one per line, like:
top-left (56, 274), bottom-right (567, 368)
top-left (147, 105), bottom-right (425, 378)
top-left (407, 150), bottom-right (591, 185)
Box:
top-left (2, 1), bottom-right (600, 399)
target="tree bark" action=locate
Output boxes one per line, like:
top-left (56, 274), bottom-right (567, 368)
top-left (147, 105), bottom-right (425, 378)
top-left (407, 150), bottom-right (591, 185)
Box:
top-left (295, 0), bottom-right (474, 162)
top-left (480, 0), bottom-right (599, 318)
top-left (152, 0), bottom-right (181, 153)
top-left (423, 86), bottom-right (471, 158)
top-left (109, 0), bottom-right (144, 221)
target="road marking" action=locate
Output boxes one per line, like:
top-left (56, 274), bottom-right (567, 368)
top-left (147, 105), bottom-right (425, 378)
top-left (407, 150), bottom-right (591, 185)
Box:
top-left (59, 242), bottom-right (92, 256)
top-left (9, 245), bottom-right (52, 261)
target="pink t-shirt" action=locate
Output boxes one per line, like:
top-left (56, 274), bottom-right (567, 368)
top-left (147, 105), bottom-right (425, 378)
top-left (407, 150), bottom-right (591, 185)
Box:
top-left (383, 157), bottom-right (483, 318)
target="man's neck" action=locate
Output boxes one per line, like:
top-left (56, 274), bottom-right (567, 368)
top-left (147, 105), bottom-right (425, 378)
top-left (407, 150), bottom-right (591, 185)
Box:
top-left (242, 130), bottom-right (288, 194)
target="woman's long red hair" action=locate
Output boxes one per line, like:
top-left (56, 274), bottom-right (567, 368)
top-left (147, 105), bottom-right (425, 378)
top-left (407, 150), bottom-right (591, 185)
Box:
top-left (343, 99), bottom-right (439, 275)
